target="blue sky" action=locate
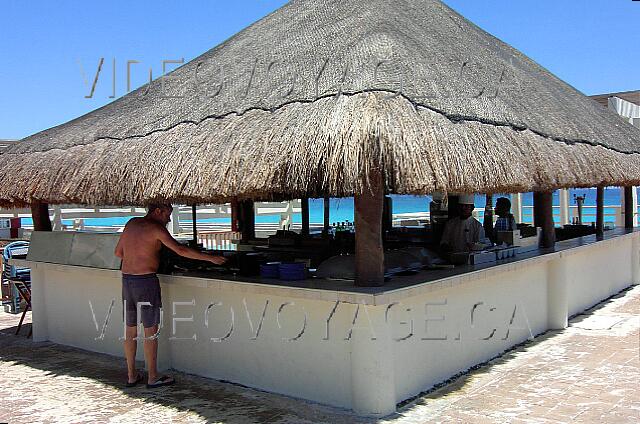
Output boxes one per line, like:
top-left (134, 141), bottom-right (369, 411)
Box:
top-left (1, 0), bottom-right (638, 140)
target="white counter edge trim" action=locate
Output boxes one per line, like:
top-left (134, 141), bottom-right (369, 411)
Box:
top-left (10, 231), bottom-right (638, 305)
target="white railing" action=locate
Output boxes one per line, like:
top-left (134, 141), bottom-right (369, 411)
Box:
top-left (2, 200), bottom-right (637, 237)
top-left (520, 205), bottom-right (625, 226)
top-left (0, 201), bottom-right (303, 234)
top-left (394, 205), bottom-right (634, 227)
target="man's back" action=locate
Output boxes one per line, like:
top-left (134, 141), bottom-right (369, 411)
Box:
top-left (118, 217), bottom-right (164, 275)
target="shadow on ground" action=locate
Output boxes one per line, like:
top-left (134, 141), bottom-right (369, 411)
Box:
top-left (0, 322), bottom-right (31, 337)
top-left (0, 327), bottom-right (374, 424)
top-left (395, 285), bottom-right (637, 413)
top-left (0, 286), bottom-right (635, 423)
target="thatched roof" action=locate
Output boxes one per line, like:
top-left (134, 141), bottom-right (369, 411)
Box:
top-left (2, 0), bottom-right (640, 206)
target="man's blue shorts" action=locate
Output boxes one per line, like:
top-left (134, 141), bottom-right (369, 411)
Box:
top-left (122, 273), bottom-right (162, 328)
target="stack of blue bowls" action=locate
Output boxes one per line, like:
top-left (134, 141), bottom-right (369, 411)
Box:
top-left (278, 262), bottom-right (306, 281)
top-left (259, 262), bottom-right (281, 279)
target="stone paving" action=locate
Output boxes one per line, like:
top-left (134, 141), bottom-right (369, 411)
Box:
top-left (0, 286), bottom-right (638, 423)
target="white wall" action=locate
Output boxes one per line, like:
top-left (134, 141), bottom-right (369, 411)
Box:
top-left (389, 264), bottom-right (548, 403)
top-left (163, 284), bottom-right (354, 409)
top-left (565, 236), bottom-right (633, 317)
top-left (22, 231), bottom-right (639, 416)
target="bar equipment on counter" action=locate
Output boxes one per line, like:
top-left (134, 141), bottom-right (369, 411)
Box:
top-left (315, 247), bottom-right (433, 280)
top-left (268, 230), bottom-right (299, 247)
top-left (259, 262), bottom-right (281, 278)
top-left (496, 230), bottom-right (520, 246)
top-left (278, 262), bottom-right (307, 281)
top-left (449, 250), bottom-right (496, 266)
top-left (159, 243), bottom-right (264, 277)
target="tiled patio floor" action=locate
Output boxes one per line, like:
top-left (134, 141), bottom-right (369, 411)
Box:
top-left (1, 286), bottom-right (638, 423)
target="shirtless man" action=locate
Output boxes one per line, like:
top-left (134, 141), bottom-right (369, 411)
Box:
top-left (114, 204), bottom-right (226, 388)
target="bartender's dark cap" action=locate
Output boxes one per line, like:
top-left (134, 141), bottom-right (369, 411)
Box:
top-left (147, 203), bottom-right (173, 213)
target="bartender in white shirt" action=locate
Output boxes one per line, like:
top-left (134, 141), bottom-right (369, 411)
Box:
top-left (440, 194), bottom-right (491, 253)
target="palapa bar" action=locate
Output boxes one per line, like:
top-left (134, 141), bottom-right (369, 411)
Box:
top-left (4, 0), bottom-right (640, 417)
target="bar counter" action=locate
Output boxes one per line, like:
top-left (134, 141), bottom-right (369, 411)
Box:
top-left (11, 228), bottom-right (640, 416)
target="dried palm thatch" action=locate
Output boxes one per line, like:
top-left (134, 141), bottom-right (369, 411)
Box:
top-left (2, 0), bottom-right (640, 206)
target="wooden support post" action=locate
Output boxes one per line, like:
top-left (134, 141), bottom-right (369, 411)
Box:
top-left (230, 200), bottom-right (239, 232)
top-left (323, 197), bottom-right (330, 236)
top-left (533, 191), bottom-right (555, 248)
top-left (355, 168), bottom-right (385, 287)
top-left (192, 204), bottom-right (198, 246)
top-left (382, 196), bottom-right (393, 233)
top-left (30, 201), bottom-right (52, 232)
top-left (533, 193), bottom-right (542, 229)
top-left (239, 200), bottom-right (255, 242)
top-left (624, 186), bottom-right (634, 229)
top-left (596, 186), bottom-right (605, 237)
top-left (301, 197), bottom-right (310, 237)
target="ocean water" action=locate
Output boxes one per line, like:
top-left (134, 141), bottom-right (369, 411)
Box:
top-left (19, 187), bottom-right (636, 227)
top-left (288, 187), bottom-right (633, 225)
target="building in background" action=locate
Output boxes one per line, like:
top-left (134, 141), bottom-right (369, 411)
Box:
top-left (0, 140), bottom-right (19, 153)
top-left (590, 90), bottom-right (640, 227)
top-left (591, 90), bottom-right (640, 128)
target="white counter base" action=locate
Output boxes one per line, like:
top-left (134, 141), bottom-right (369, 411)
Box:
top-left (16, 230), bottom-right (639, 416)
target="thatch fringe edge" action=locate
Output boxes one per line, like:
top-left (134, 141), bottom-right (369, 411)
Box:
top-left (1, 92), bottom-right (640, 207)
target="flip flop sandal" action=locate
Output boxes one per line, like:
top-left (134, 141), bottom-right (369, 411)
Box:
top-left (125, 372), bottom-right (144, 388)
top-left (146, 375), bottom-right (175, 389)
